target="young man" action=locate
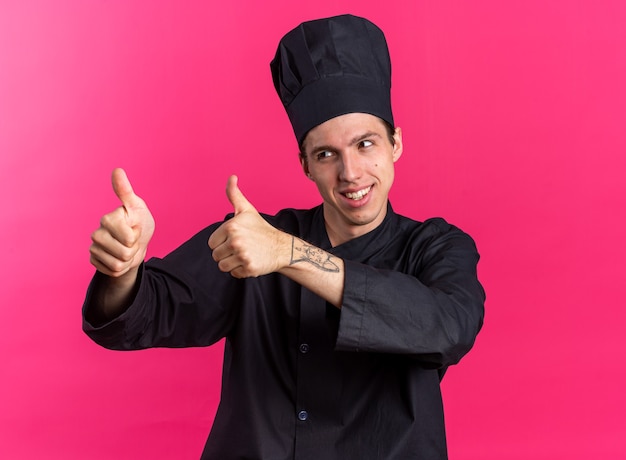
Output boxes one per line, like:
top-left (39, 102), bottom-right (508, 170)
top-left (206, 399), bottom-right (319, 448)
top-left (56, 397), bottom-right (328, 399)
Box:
top-left (84, 14), bottom-right (485, 460)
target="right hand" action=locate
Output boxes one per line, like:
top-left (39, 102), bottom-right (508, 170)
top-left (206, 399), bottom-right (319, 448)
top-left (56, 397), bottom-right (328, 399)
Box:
top-left (89, 168), bottom-right (155, 279)
top-left (208, 175), bottom-right (291, 278)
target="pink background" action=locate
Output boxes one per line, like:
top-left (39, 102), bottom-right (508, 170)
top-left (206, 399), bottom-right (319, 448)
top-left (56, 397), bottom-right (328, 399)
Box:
top-left (1, 1), bottom-right (625, 458)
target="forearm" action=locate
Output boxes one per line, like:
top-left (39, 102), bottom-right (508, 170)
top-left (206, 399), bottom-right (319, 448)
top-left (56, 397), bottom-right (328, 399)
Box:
top-left (84, 225), bottom-right (241, 350)
top-left (278, 236), bottom-right (345, 308)
top-left (336, 249), bottom-right (485, 366)
top-left (84, 267), bottom-right (140, 326)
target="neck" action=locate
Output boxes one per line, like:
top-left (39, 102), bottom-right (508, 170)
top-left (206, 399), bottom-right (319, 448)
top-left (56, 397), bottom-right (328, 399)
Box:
top-left (323, 202), bottom-right (389, 247)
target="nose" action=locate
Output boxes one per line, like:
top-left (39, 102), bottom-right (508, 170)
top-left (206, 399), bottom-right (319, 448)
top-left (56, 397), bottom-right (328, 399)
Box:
top-left (339, 152), bottom-right (363, 182)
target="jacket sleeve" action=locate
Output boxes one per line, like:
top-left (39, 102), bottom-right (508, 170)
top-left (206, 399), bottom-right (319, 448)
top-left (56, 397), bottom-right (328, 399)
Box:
top-left (335, 220), bottom-right (485, 368)
top-left (82, 225), bottom-right (242, 350)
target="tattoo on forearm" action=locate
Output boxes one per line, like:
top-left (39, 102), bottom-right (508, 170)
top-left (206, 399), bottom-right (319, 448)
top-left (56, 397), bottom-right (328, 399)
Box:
top-left (290, 237), bottom-right (340, 273)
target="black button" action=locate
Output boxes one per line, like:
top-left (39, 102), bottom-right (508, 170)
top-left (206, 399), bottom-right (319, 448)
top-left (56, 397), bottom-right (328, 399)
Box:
top-left (299, 343), bottom-right (310, 354)
top-left (298, 410), bottom-right (308, 421)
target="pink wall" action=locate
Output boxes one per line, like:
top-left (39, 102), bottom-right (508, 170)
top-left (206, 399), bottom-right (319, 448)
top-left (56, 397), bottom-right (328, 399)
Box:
top-left (1, 1), bottom-right (625, 458)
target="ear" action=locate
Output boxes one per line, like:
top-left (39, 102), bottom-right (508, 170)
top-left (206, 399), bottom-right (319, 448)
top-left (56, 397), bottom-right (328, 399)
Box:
top-left (299, 152), bottom-right (313, 179)
top-left (392, 127), bottom-right (403, 162)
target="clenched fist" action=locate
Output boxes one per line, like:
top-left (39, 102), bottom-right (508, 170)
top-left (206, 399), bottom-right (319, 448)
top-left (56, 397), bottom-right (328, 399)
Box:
top-left (89, 168), bottom-right (155, 279)
top-left (208, 175), bottom-right (291, 278)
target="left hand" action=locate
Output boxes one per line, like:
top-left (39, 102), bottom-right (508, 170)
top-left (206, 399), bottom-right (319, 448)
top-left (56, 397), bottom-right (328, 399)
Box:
top-left (208, 175), bottom-right (290, 278)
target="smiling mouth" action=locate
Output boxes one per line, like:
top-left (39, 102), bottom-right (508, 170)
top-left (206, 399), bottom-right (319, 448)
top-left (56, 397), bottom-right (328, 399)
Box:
top-left (344, 186), bottom-right (372, 201)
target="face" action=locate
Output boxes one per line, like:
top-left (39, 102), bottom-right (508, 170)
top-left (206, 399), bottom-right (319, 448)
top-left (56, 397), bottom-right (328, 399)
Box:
top-left (300, 113), bottom-right (403, 245)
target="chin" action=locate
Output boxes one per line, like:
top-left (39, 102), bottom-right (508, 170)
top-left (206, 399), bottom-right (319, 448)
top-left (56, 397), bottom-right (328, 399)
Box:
top-left (345, 212), bottom-right (378, 227)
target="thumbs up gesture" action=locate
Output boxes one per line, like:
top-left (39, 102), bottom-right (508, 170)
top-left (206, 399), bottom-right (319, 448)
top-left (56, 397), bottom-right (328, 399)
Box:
top-left (208, 175), bottom-right (290, 278)
top-left (90, 168), bottom-right (156, 278)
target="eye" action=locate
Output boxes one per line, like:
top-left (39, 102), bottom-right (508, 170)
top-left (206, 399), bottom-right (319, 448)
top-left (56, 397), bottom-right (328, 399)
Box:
top-left (359, 139), bottom-right (373, 149)
top-left (316, 150), bottom-right (334, 160)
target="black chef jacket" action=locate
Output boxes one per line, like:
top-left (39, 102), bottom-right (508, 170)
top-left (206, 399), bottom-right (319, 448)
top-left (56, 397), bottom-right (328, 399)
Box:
top-left (83, 204), bottom-right (485, 460)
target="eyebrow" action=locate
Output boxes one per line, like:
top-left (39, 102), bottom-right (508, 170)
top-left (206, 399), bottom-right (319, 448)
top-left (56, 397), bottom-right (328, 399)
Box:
top-left (306, 131), bottom-right (382, 156)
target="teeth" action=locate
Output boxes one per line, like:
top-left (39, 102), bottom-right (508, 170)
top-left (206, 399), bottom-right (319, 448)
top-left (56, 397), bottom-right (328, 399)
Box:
top-left (345, 186), bottom-right (371, 200)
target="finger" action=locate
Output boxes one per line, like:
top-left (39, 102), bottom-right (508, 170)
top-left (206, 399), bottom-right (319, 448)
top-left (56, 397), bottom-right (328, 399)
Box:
top-left (216, 255), bottom-right (243, 275)
top-left (111, 168), bottom-right (141, 210)
top-left (90, 253), bottom-right (135, 278)
top-left (89, 242), bottom-right (134, 276)
top-left (210, 241), bottom-right (229, 263)
top-left (226, 175), bottom-right (254, 215)
top-left (99, 207), bottom-right (139, 247)
top-left (229, 267), bottom-right (245, 279)
top-left (208, 225), bottom-right (227, 250)
top-left (91, 226), bottom-right (138, 261)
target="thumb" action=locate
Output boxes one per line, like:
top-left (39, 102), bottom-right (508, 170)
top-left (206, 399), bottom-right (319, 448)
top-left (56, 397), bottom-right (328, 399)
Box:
top-left (226, 175), bottom-right (254, 215)
top-left (111, 168), bottom-right (142, 211)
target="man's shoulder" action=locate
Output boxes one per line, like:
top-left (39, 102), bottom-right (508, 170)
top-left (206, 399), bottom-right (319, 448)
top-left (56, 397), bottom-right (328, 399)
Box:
top-left (392, 209), bottom-right (449, 232)
top-left (391, 211), bottom-right (475, 245)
